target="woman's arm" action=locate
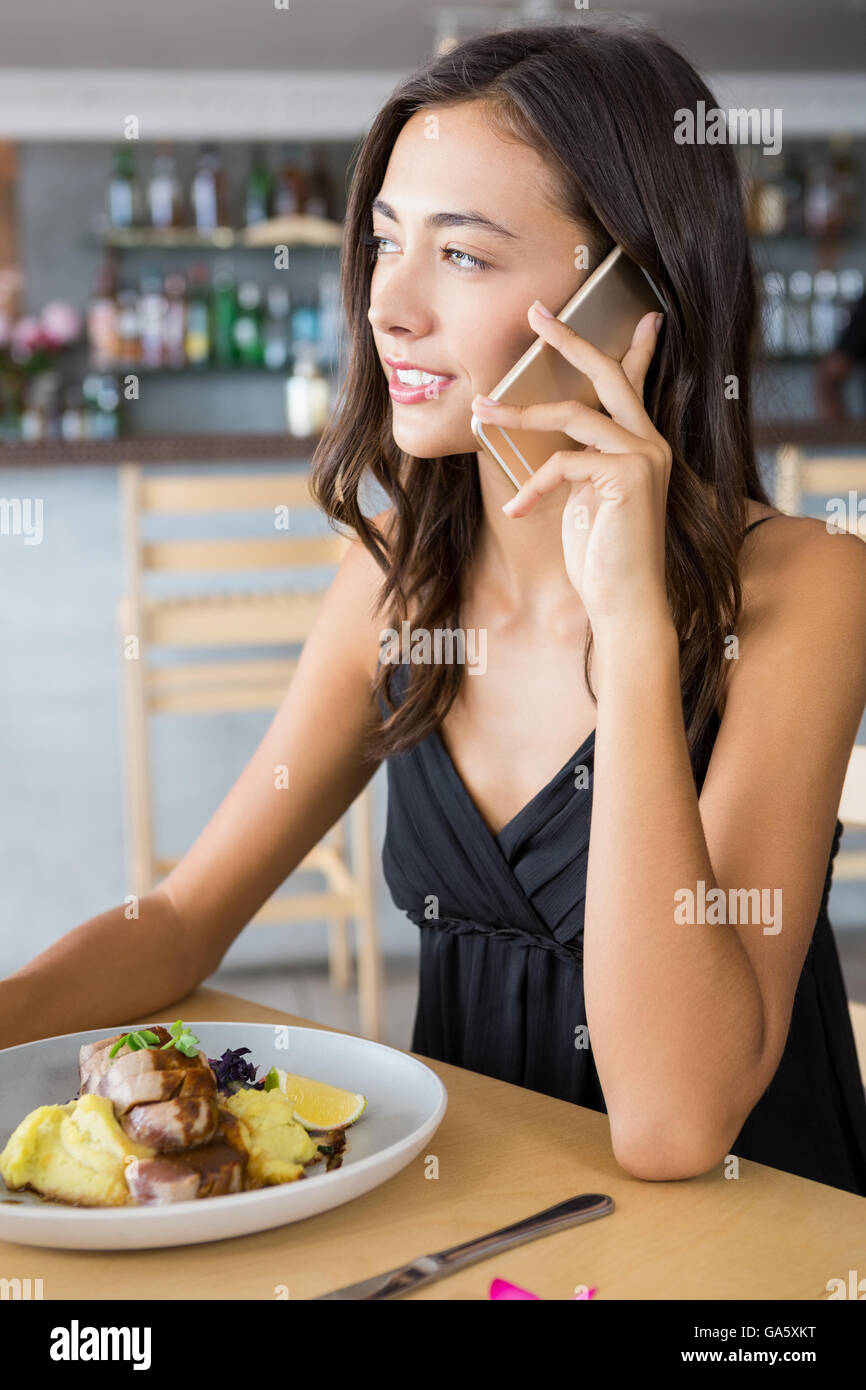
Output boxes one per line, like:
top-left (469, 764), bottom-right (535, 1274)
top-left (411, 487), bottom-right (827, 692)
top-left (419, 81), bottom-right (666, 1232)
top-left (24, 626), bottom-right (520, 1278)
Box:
top-left (474, 305), bottom-right (866, 1180)
top-left (0, 528), bottom-right (387, 1049)
top-left (584, 520), bottom-right (866, 1180)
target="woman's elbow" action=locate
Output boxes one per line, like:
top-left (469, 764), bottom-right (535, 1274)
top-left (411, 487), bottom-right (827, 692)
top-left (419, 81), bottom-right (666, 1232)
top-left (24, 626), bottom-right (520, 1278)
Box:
top-left (610, 1116), bottom-right (728, 1182)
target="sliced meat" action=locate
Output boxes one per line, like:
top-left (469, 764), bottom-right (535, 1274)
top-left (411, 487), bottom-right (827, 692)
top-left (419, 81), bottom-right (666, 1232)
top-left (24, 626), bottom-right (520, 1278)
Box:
top-left (124, 1110), bottom-right (249, 1204)
top-left (78, 1028), bottom-right (218, 1149)
top-left (79, 1026), bottom-right (174, 1095)
top-left (104, 1066), bottom-right (215, 1114)
top-left (122, 1096), bottom-right (218, 1150)
top-left (125, 1142), bottom-right (246, 1204)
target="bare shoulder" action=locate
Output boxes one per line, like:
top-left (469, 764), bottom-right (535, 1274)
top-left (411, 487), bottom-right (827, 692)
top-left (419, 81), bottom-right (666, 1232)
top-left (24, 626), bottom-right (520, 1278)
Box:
top-left (323, 505), bottom-right (395, 683)
top-left (740, 508), bottom-right (866, 623)
top-left (733, 508), bottom-right (866, 718)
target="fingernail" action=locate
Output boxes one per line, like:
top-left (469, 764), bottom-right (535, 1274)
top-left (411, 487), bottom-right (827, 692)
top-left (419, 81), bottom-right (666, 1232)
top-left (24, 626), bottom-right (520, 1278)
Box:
top-left (473, 393), bottom-right (497, 406)
top-left (654, 312), bottom-right (665, 333)
top-left (502, 496), bottom-right (519, 513)
top-left (531, 300), bottom-right (554, 319)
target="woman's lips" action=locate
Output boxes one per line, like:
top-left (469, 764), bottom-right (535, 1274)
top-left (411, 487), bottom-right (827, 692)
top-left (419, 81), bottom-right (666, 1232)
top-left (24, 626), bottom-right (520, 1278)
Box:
top-left (388, 368), bottom-right (457, 405)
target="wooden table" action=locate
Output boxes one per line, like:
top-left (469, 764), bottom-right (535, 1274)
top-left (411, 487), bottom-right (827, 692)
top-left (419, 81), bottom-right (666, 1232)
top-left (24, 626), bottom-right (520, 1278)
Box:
top-left (1, 986), bottom-right (862, 1300)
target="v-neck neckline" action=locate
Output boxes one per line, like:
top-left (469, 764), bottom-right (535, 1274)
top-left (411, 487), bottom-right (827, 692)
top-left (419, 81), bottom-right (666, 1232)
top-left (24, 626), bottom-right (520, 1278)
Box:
top-left (432, 724), bottom-right (596, 843)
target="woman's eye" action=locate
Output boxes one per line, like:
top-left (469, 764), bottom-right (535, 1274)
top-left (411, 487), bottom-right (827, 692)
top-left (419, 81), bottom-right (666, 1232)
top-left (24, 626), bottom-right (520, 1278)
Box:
top-left (367, 234), bottom-right (489, 274)
top-left (444, 247), bottom-right (490, 273)
top-left (369, 235), bottom-right (399, 255)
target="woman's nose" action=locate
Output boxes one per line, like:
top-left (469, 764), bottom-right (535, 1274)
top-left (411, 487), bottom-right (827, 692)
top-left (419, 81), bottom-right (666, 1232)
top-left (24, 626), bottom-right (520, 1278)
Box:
top-left (367, 264), bottom-right (434, 339)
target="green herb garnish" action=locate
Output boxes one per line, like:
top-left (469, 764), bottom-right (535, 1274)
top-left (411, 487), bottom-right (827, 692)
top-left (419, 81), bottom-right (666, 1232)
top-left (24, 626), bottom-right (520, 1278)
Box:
top-left (159, 1019), bottom-right (202, 1058)
top-left (108, 1029), bottom-right (160, 1059)
top-left (263, 1066), bottom-right (280, 1091)
top-left (108, 1020), bottom-right (201, 1063)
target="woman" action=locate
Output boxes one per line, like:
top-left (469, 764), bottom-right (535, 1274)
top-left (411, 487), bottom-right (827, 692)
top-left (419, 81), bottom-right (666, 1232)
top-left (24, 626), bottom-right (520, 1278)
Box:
top-left (3, 20), bottom-right (866, 1196)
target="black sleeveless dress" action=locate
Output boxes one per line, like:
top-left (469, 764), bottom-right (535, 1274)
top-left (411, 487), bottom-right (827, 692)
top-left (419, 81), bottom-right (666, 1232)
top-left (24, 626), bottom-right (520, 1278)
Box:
top-left (379, 517), bottom-right (866, 1196)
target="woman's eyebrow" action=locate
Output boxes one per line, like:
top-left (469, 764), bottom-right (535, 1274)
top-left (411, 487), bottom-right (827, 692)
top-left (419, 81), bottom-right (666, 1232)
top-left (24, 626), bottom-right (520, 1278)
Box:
top-left (370, 197), bottom-right (517, 239)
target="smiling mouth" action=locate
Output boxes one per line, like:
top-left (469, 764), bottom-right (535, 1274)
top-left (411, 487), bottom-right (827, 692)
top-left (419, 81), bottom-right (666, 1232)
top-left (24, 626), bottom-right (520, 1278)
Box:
top-left (392, 367), bottom-right (453, 386)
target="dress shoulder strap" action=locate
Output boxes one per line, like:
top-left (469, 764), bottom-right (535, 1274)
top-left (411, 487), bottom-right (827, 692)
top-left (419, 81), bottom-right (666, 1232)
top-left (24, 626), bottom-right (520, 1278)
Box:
top-left (743, 514), bottom-right (776, 535)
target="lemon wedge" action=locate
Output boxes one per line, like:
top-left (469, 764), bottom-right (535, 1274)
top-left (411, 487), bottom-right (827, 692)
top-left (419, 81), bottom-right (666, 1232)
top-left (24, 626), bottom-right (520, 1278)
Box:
top-left (263, 1066), bottom-right (366, 1131)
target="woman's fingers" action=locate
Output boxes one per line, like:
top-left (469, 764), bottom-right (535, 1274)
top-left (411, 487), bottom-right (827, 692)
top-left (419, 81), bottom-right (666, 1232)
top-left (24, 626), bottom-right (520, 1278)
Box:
top-left (619, 311), bottom-right (665, 402)
top-left (502, 449), bottom-right (654, 517)
top-left (525, 300), bottom-right (663, 437)
top-left (472, 393), bottom-right (643, 454)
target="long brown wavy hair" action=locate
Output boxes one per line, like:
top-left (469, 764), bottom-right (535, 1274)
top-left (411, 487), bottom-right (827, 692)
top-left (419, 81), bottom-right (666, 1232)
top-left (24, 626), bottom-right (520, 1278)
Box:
top-left (310, 17), bottom-right (771, 773)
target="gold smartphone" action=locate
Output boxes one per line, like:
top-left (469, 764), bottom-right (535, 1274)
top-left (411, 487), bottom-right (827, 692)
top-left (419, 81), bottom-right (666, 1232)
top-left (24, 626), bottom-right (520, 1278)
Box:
top-left (470, 245), bottom-right (668, 489)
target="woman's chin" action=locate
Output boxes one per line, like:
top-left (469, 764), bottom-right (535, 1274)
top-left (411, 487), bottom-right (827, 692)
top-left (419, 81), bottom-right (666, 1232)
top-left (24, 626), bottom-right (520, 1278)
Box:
top-left (390, 417), bottom-right (477, 459)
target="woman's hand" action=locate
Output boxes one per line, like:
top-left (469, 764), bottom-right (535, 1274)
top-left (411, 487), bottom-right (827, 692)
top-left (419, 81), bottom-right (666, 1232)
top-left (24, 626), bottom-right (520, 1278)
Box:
top-left (471, 302), bottom-right (672, 632)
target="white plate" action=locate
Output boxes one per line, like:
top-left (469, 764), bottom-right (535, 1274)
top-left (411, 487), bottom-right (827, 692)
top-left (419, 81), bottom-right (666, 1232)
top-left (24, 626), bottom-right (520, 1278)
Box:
top-left (0, 1021), bottom-right (447, 1250)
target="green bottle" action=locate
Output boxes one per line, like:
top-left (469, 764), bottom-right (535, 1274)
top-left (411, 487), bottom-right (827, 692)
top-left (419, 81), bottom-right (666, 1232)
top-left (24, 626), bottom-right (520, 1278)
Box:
top-left (212, 268), bottom-right (237, 366)
top-left (232, 282), bottom-right (264, 366)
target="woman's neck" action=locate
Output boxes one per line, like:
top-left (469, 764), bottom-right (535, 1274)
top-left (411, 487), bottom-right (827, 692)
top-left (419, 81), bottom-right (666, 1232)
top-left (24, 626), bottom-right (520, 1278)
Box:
top-left (472, 450), bottom-right (583, 621)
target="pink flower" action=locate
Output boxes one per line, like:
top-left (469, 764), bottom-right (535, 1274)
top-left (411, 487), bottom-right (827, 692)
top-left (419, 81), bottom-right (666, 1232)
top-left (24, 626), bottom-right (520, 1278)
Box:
top-left (11, 315), bottom-right (42, 354)
top-left (41, 300), bottom-right (81, 345)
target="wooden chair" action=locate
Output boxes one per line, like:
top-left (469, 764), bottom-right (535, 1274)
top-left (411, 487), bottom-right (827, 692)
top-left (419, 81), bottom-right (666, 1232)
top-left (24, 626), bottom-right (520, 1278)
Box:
top-left (116, 464), bottom-right (383, 1041)
top-left (774, 446), bottom-right (866, 536)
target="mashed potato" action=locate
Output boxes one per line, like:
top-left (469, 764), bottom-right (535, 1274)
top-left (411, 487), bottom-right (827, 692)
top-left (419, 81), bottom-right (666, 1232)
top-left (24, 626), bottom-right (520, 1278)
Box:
top-left (0, 1092), bottom-right (156, 1206)
top-left (223, 1087), bottom-right (319, 1184)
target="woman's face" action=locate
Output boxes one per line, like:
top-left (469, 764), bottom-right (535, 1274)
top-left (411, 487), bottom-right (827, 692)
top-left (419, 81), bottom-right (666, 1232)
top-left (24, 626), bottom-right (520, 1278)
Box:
top-left (367, 100), bottom-right (591, 460)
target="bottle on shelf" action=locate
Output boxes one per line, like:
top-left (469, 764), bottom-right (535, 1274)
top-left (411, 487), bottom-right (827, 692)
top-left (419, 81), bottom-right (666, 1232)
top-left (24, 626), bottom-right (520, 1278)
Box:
top-left (263, 284), bottom-right (290, 369)
top-left (162, 272), bottom-right (187, 369)
top-left (290, 291), bottom-right (320, 351)
top-left (87, 258), bottom-right (120, 370)
top-left (271, 145), bottom-right (306, 217)
top-left (60, 384), bottom-right (87, 442)
top-left (184, 264), bottom-right (212, 365)
top-left (20, 372), bottom-right (61, 442)
top-left (139, 270), bottom-right (168, 368)
top-left (803, 136), bottom-right (859, 241)
top-left (232, 281), bottom-right (264, 365)
top-left (317, 270), bottom-right (342, 365)
top-left (148, 143), bottom-right (184, 228)
top-left (285, 342), bottom-right (331, 436)
top-left (303, 148), bottom-right (335, 220)
top-left (115, 288), bottom-right (141, 364)
top-left (828, 133), bottom-right (860, 235)
top-left (211, 268), bottom-right (237, 366)
top-left (760, 271), bottom-right (787, 356)
top-left (752, 154), bottom-right (787, 237)
top-left (82, 373), bottom-right (120, 438)
top-left (837, 267), bottom-right (865, 337)
top-left (245, 147), bottom-right (271, 227)
top-left (785, 270), bottom-right (813, 354)
top-left (781, 150), bottom-right (805, 237)
top-left (810, 270), bottom-right (839, 355)
top-left (190, 144), bottom-right (228, 233)
top-left (107, 145), bottom-right (143, 229)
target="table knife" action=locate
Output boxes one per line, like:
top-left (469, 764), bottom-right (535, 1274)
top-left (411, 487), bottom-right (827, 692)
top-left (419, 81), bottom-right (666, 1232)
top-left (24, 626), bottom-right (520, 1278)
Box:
top-left (313, 1191), bottom-right (614, 1300)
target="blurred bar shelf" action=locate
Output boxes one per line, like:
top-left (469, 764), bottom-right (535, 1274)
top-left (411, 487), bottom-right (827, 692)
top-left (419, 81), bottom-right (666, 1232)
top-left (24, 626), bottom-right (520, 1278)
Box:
top-left (0, 432), bottom-right (323, 464)
top-left (89, 215), bottom-right (344, 251)
top-left (4, 423), bottom-right (866, 465)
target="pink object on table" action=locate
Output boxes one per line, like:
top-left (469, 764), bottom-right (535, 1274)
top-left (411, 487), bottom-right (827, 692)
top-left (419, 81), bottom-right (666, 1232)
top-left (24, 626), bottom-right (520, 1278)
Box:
top-left (490, 1278), bottom-right (540, 1300)
top-left (489, 1278), bottom-right (597, 1300)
